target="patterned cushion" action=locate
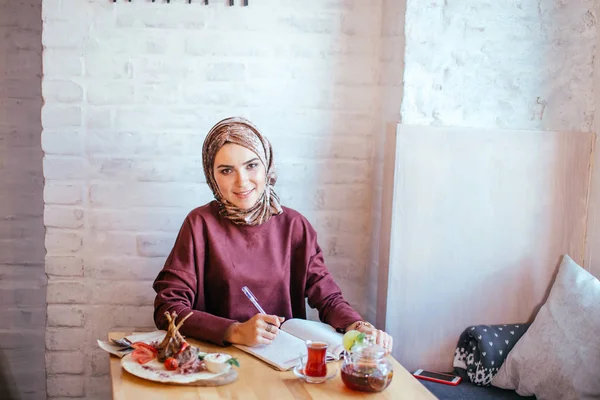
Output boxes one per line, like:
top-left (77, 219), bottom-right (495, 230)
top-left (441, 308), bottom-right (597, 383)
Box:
top-left (453, 323), bottom-right (529, 385)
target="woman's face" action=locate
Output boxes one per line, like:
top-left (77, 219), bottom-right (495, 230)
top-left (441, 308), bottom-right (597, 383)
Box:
top-left (213, 143), bottom-right (266, 210)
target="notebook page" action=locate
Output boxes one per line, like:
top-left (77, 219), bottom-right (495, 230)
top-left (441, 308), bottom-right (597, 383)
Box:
top-left (233, 330), bottom-right (306, 371)
top-left (281, 319), bottom-right (345, 360)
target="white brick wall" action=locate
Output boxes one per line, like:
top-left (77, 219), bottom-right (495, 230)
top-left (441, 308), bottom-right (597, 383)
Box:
top-left (41, 1), bottom-right (384, 398)
top-left (0, 1), bottom-right (46, 400)
top-left (401, 0), bottom-right (597, 131)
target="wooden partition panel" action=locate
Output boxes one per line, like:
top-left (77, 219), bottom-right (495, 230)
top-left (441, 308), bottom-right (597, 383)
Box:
top-left (385, 125), bottom-right (593, 372)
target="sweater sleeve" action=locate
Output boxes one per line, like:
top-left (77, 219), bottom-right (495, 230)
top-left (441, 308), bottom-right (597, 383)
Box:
top-left (302, 222), bottom-right (363, 332)
top-left (152, 216), bottom-right (236, 346)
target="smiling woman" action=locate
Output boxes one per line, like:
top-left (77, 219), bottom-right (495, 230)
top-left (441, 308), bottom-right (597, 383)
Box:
top-left (213, 144), bottom-right (266, 210)
top-left (201, 117), bottom-right (282, 226)
top-left (152, 117), bottom-right (393, 353)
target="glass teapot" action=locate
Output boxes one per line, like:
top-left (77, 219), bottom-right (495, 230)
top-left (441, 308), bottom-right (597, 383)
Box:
top-left (341, 336), bottom-right (394, 392)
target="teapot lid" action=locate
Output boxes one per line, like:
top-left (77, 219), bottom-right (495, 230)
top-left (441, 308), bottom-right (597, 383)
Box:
top-left (354, 343), bottom-right (386, 360)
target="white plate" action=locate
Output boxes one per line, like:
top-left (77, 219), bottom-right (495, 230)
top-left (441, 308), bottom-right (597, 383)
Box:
top-left (293, 364), bottom-right (337, 384)
top-left (121, 353), bottom-right (226, 384)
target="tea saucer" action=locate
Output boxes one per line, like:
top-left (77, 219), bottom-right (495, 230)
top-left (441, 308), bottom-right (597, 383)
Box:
top-left (293, 365), bottom-right (337, 384)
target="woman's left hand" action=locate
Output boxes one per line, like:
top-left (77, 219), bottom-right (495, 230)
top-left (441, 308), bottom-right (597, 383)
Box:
top-left (347, 321), bottom-right (394, 354)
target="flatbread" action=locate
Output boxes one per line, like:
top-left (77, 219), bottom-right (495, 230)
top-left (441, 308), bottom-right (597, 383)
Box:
top-left (121, 353), bottom-right (225, 384)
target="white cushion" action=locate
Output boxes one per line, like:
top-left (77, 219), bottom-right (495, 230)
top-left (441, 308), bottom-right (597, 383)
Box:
top-left (492, 254), bottom-right (600, 399)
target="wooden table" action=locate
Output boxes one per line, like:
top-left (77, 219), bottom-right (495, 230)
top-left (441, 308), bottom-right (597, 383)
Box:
top-left (109, 332), bottom-right (437, 399)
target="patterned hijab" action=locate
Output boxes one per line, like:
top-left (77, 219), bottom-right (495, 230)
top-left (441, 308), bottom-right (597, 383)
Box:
top-left (202, 117), bottom-right (283, 226)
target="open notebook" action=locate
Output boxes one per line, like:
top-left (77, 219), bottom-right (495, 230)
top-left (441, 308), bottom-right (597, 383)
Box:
top-left (233, 318), bottom-right (344, 371)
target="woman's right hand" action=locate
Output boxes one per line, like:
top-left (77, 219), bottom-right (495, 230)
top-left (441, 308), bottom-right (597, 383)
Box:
top-left (224, 314), bottom-right (285, 346)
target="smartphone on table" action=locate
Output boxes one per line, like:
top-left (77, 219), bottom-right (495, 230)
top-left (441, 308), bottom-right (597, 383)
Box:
top-left (413, 369), bottom-right (462, 386)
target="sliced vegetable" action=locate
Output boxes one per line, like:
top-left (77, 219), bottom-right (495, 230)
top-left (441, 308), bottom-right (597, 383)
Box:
top-left (130, 342), bottom-right (159, 364)
top-left (131, 342), bottom-right (158, 355)
top-left (131, 348), bottom-right (155, 365)
top-left (226, 358), bottom-right (240, 368)
top-left (175, 341), bottom-right (189, 355)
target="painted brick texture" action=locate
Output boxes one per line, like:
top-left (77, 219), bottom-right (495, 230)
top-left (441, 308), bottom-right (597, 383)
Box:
top-left (41, 1), bottom-right (384, 398)
top-left (401, 0), bottom-right (597, 131)
top-left (0, 1), bottom-right (46, 400)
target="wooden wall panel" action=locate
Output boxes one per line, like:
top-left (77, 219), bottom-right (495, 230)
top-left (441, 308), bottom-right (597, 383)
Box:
top-left (584, 134), bottom-right (600, 279)
top-left (385, 125), bottom-right (593, 372)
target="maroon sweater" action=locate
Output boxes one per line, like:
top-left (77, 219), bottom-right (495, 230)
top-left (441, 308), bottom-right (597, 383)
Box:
top-left (153, 201), bottom-right (362, 345)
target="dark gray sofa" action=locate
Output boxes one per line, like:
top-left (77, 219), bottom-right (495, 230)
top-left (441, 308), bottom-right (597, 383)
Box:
top-left (419, 378), bottom-right (535, 399)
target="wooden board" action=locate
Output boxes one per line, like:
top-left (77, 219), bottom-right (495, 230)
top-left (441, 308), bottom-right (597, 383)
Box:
top-left (385, 125), bottom-right (594, 372)
top-left (584, 133), bottom-right (600, 280)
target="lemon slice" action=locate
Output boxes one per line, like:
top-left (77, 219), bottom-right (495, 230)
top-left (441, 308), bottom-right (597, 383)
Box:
top-left (342, 330), bottom-right (365, 351)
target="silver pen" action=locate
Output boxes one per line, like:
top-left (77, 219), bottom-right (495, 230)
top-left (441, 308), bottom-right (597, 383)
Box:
top-left (241, 286), bottom-right (267, 314)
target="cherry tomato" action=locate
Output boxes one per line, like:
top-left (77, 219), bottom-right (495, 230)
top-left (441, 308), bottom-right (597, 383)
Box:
top-left (164, 357), bottom-right (178, 371)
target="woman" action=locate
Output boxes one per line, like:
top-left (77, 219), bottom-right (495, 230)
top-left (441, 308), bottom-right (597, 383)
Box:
top-left (153, 117), bottom-right (393, 352)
